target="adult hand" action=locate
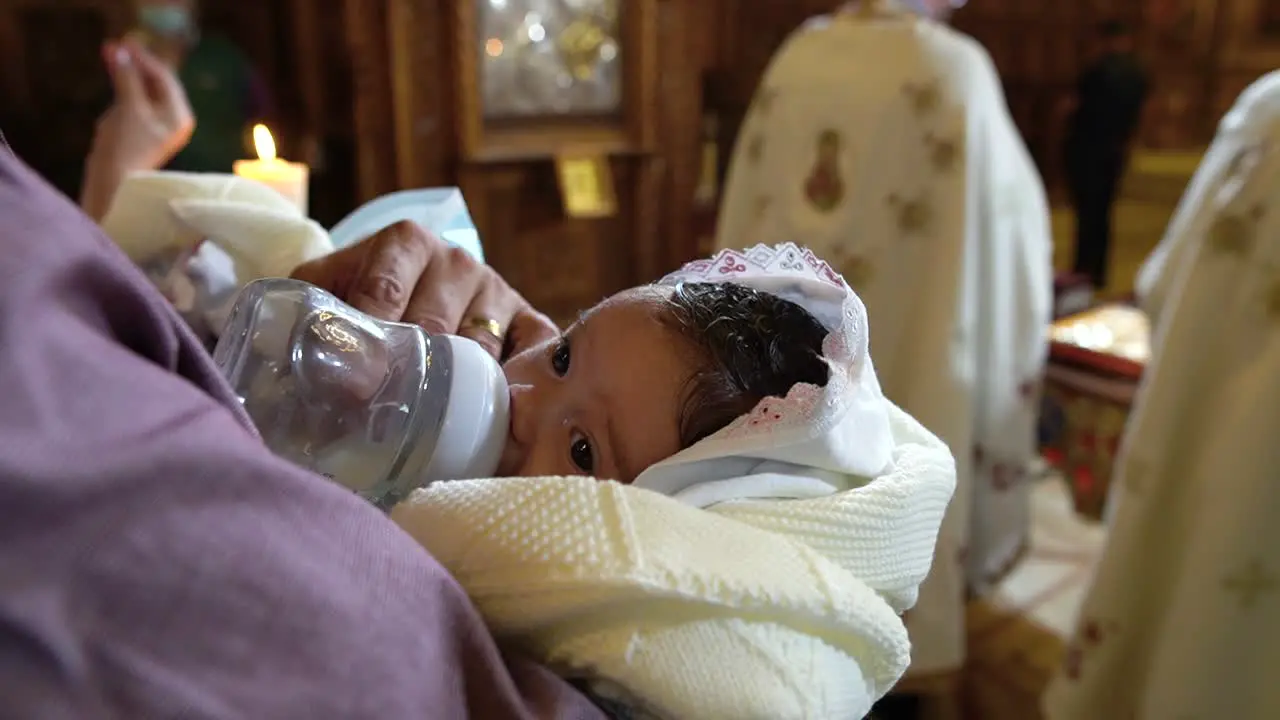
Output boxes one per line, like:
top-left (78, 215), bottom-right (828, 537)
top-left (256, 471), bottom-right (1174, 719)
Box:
top-left (81, 40), bottom-right (195, 220)
top-left (291, 220), bottom-right (559, 360)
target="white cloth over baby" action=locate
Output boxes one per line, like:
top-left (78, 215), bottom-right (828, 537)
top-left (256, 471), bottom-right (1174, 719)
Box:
top-left (393, 243), bottom-right (957, 719)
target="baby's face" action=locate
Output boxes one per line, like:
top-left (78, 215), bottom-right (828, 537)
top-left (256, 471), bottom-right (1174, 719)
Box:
top-left (497, 288), bottom-right (695, 483)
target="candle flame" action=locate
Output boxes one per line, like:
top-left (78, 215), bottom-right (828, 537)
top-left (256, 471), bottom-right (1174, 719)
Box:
top-left (253, 124), bottom-right (277, 161)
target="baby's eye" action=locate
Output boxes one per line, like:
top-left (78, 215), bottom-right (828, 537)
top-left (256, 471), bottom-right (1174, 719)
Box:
top-left (551, 337), bottom-right (571, 376)
top-left (569, 433), bottom-right (595, 474)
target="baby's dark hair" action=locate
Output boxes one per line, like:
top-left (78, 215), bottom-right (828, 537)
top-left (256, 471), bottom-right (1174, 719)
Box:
top-left (657, 282), bottom-right (831, 449)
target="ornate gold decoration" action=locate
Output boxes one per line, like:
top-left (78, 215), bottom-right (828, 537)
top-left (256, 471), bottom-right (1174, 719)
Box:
top-left (477, 0), bottom-right (622, 119)
top-left (903, 79), bottom-right (941, 117)
top-left (1222, 559), bottom-right (1277, 610)
top-left (555, 153), bottom-right (618, 218)
top-left (887, 192), bottom-right (933, 236)
top-left (557, 16), bottom-right (610, 80)
top-left (1207, 205), bottom-right (1265, 258)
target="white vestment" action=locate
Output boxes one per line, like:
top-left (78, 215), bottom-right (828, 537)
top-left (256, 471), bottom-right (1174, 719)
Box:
top-left (1043, 71), bottom-right (1280, 719)
top-left (715, 7), bottom-right (1052, 675)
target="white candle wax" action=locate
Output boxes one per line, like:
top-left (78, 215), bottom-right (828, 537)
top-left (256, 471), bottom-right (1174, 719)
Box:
top-left (233, 124), bottom-right (310, 215)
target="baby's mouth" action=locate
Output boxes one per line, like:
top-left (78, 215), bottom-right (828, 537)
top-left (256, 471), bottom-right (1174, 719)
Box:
top-left (495, 435), bottom-right (520, 478)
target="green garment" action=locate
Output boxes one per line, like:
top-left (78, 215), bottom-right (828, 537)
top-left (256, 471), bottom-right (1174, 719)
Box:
top-left (168, 36), bottom-right (266, 174)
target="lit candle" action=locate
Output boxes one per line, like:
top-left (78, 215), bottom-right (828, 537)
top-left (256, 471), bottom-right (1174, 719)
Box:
top-left (233, 124), bottom-right (310, 215)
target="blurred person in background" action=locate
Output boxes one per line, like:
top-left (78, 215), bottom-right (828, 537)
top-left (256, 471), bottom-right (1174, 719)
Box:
top-left (715, 2), bottom-right (1053, 715)
top-left (129, 0), bottom-right (272, 173)
top-left (1063, 20), bottom-right (1149, 291)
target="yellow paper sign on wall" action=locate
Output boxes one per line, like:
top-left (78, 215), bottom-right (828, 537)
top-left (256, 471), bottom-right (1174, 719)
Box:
top-left (555, 154), bottom-right (618, 219)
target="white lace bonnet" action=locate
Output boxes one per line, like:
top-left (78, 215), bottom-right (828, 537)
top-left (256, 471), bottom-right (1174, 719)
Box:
top-left (632, 243), bottom-right (895, 506)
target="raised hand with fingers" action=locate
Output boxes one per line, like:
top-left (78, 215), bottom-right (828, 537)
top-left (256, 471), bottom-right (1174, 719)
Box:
top-left (81, 40), bottom-right (195, 220)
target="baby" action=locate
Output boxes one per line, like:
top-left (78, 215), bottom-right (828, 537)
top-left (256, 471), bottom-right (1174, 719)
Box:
top-left (393, 244), bottom-right (956, 720)
top-left (496, 280), bottom-right (830, 483)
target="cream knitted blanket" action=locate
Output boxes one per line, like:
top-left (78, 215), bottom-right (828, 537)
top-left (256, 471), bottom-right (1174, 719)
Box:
top-left (391, 402), bottom-right (953, 719)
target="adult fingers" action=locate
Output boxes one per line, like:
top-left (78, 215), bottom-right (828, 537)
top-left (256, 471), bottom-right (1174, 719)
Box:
top-left (290, 241), bottom-right (366, 297)
top-left (400, 244), bottom-right (483, 337)
top-left (129, 42), bottom-right (190, 115)
top-left (454, 282), bottom-right (514, 359)
top-left (504, 307), bottom-right (560, 359)
top-left (346, 221), bottom-right (433, 321)
top-left (103, 42), bottom-right (144, 105)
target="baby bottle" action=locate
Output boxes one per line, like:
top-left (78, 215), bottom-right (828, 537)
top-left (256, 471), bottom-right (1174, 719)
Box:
top-left (212, 278), bottom-right (509, 508)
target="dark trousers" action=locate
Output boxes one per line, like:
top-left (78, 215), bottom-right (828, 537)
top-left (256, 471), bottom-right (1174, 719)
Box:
top-left (1066, 151), bottom-right (1124, 290)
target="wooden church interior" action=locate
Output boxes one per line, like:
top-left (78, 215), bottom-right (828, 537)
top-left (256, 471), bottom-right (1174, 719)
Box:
top-left (3, 0), bottom-right (1276, 716)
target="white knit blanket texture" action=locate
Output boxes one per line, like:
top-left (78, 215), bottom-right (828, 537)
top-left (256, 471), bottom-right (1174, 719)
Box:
top-left (392, 402), bottom-right (954, 719)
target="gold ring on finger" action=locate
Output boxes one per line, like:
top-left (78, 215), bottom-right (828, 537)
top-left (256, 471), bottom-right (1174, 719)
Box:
top-left (462, 316), bottom-right (503, 342)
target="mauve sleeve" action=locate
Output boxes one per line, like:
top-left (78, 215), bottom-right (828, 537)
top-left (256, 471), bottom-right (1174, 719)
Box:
top-left (0, 146), bottom-right (604, 720)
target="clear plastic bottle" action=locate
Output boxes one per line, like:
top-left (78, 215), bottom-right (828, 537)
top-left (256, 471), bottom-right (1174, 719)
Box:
top-left (213, 278), bottom-right (509, 509)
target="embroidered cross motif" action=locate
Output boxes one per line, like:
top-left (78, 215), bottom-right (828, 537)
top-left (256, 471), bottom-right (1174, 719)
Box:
top-left (1207, 205), bottom-right (1265, 258)
top-left (835, 253), bottom-right (875, 289)
top-left (887, 193), bottom-right (933, 236)
top-left (903, 79), bottom-right (941, 117)
top-left (804, 130), bottom-right (846, 213)
top-left (925, 133), bottom-right (959, 173)
top-left (1222, 559), bottom-right (1278, 610)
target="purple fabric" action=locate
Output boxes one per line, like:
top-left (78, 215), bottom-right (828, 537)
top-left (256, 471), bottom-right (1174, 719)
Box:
top-left (0, 149), bottom-right (605, 720)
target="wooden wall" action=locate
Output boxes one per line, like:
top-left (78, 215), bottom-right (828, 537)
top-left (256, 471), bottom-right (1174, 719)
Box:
top-left (0, 0), bottom-right (129, 197)
top-left (952, 0), bottom-right (1280, 195)
top-left (342, 0), bottom-right (720, 324)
